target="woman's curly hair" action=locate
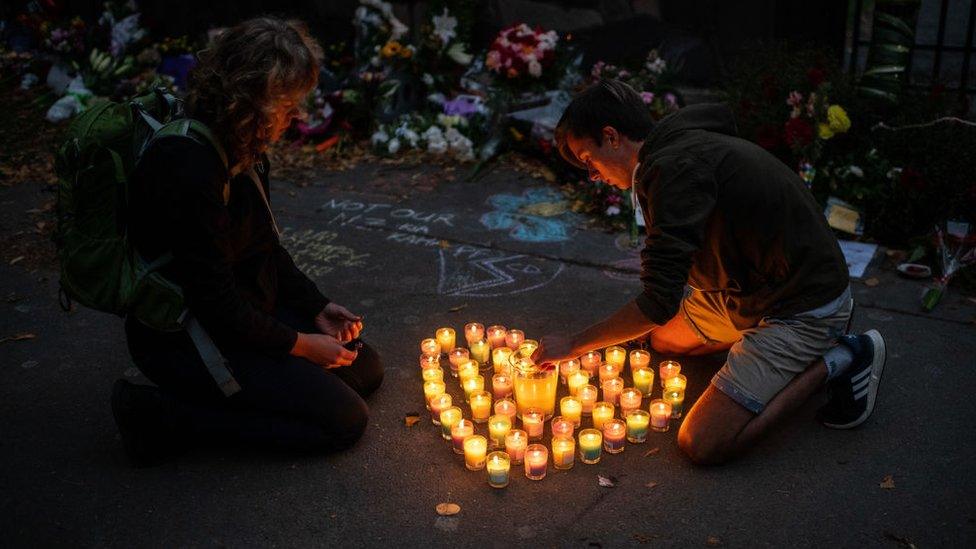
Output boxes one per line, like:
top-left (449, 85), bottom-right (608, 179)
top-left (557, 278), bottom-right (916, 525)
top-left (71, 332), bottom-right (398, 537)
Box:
top-left (186, 17), bottom-right (323, 172)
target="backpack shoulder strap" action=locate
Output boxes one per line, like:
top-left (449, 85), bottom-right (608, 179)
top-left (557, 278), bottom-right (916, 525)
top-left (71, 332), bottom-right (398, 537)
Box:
top-left (150, 119), bottom-right (231, 204)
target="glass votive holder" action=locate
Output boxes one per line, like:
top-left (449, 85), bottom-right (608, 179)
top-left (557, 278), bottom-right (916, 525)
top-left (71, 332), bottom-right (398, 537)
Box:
top-left (626, 409), bottom-right (650, 443)
top-left (469, 338), bottom-right (490, 365)
top-left (469, 390), bottom-right (492, 423)
top-left (440, 406), bottom-right (462, 440)
top-left (422, 366), bottom-right (444, 384)
top-left (659, 360), bottom-right (681, 388)
top-left (578, 428), bottom-right (603, 464)
top-left (551, 416), bottom-right (575, 439)
top-left (591, 401), bottom-right (615, 430)
top-left (505, 329), bottom-right (525, 350)
top-left (517, 339), bottom-right (539, 358)
top-left (649, 399), bottom-right (673, 432)
top-left (632, 365), bottom-right (655, 396)
top-left (522, 408), bottom-right (545, 441)
top-left (419, 353), bottom-right (440, 372)
top-left (420, 338), bottom-right (441, 358)
top-left (464, 434), bottom-right (488, 471)
top-left (665, 373), bottom-right (688, 392)
top-left (551, 435), bottom-right (576, 470)
top-left (560, 396), bottom-right (583, 427)
top-left (598, 362), bottom-right (621, 384)
top-left (428, 393), bottom-right (453, 425)
top-left (558, 358), bottom-right (580, 385)
top-left (580, 350), bottom-right (602, 376)
top-left (629, 349), bottom-right (651, 371)
top-left (492, 347), bottom-right (513, 375)
top-left (486, 325), bottom-right (507, 348)
top-left (492, 372), bottom-right (513, 400)
top-left (567, 370), bottom-right (591, 396)
top-left (505, 429), bottom-right (528, 464)
top-left (451, 419), bottom-right (474, 454)
top-left (524, 444), bottom-right (548, 480)
top-left (457, 359), bottom-right (480, 382)
top-left (462, 374), bottom-right (484, 402)
top-left (601, 377), bottom-right (624, 405)
top-left (662, 386), bottom-right (685, 419)
top-left (464, 322), bottom-right (485, 346)
top-left (448, 348), bottom-right (470, 377)
top-left (619, 387), bottom-right (643, 417)
top-left (423, 380), bottom-right (446, 410)
top-left (602, 419), bottom-right (627, 454)
top-left (488, 414), bottom-right (512, 448)
top-left (604, 345), bottom-right (627, 368)
top-left (435, 327), bottom-right (456, 354)
top-left (494, 398), bottom-right (517, 423)
top-left (486, 451), bottom-right (511, 488)
top-left (578, 384), bottom-right (599, 415)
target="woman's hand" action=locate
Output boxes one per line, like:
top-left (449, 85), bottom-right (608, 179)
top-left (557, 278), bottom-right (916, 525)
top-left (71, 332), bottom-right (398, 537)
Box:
top-left (291, 332), bottom-right (358, 368)
top-left (314, 303), bottom-right (363, 343)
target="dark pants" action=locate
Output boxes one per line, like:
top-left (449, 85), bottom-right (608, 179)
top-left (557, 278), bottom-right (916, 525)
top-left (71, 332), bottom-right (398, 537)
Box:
top-left (124, 308), bottom-right (384, 453)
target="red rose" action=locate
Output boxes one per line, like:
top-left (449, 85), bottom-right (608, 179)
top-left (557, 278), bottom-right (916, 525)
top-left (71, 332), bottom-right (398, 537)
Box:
top-left (783, 118), bottom-right (813, 148)
top-left (807, 67), bottom-right (826, 88)
top-left (756, 123), bottom-right (782, 150)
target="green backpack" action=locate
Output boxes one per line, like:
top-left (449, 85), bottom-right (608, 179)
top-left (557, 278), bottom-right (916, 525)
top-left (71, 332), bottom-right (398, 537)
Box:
top-left (54, 88), bottom-right (241, 396)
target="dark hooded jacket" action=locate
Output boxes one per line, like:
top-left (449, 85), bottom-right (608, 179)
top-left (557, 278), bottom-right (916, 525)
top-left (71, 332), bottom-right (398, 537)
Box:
top-left (631, 103), bottom-right (849, 329)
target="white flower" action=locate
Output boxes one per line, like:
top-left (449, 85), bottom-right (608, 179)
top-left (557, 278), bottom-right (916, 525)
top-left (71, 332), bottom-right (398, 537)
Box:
top-left (371, 129), bottom-right (390, 145)
top-left (422, 73), bottom-right (435, 86)
top-left (387, 137), bottom-right (401, 154)
top-left (431, 8), bottom-right (458, 45)
top-left (446, 42), bottom-right (473, 65)
top-left (395, 125), bottom-right (419, 147)
top-left (528, 60), bottom-right (542, 78)
top-left (427, 137), bottom-right (448, 154)
top-left (389, 16), bottom-right (409, 40)
top-left (422, 125), bottom-right (444, 141)
top-left (645, 57), bottom-right (667, 75)
top-left (848, 165), bottom-right (864, 178)
top-left (606, 205), bottom-right (621, 216)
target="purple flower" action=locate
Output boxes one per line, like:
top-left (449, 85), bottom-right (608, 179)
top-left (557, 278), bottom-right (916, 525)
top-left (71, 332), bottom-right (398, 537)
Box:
top-left (443, 96), bottom-right (481, 117)
top-left (640, 91), bottom-right (655, 104)
top-left (665, 93), bottom-right (677, 106)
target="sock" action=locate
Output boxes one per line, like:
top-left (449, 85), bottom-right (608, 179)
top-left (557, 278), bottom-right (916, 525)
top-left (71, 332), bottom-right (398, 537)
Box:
top-left (823, 344), bottom-right (855, 380)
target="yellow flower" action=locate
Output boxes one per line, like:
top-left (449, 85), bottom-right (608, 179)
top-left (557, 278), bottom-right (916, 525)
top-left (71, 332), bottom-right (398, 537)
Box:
top-left (818, 123), bottom-right (835, 140)
top-left (826, 105), bottom-right (850, 134)
top-left (399, 46), bottom-right (413, 59)
top-left (381, 41), bottom-right (402, 58)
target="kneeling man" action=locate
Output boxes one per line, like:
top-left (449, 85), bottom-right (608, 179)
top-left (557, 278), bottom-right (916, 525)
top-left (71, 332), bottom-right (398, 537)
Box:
top-left (535, 80), bottom-right (886, 464)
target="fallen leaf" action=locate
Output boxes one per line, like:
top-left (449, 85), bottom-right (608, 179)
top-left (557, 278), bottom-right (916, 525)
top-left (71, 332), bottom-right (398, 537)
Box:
top-left (9, 256), bottom-right (24, 265)
top-left (864, 277), bottom-right (880, 287)
top-left (645, 481), bottom-right (658, 489)
top-left (597, 475), bottom-right (617, 487)
top-left (0, 332), bottom-right (36, 344)
top-left (880, 474), bottom-right (895, 489)
top-left (435, 502), bottom-right (460, 516)
top-left (448, 304), bottom-right (467, 313)
top-left (404, 413), bottom-right (421, 427)
top-left (439, 240), bottom-right (451, 249)
top-left (706, 536), bottom-right (723, 547)
top-left (643, 447), bottom-right (660, 457)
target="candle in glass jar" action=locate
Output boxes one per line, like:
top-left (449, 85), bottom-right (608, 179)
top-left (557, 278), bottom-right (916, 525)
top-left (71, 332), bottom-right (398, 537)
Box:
top-left (440, 406), bottom-right (462, 440)
top-left (604, 346), bottom-right (626, 368)
top-left (451, 419), bottom-right (474, 454)
top-left (558, 358), bottom-right (580, 385)
top-left (469, 339), bottom-right (490, 365)
top-left (486, 325), bottom-right (507, 348)
top-left (462, 375), bottom-right (484, 402)
top-left (578, 384), bottom-right (598, 415)
top-left (420, 338), bottom-right (441, 357)
top-left (601, 377), bottom-right (623, 405)
top-left (505, 329), bottom-right (525, 349)
top-left (649, 399), bottom-right (672, 431)
top-left (486, 451), bottom-right (510, 488)
top-left (492, 347), bottom-right (513, 374)
top-left (560, 396), bottom-right (583, 426)
top-left (524, 444), bottom-right (548, 480)
top-left (428, 393), bottom-right (452, 425)
top-left (419, 353), bottom-right (440, 372)
top-left (522, 408), bottom-right (544, 440)
top-left (435, 327), bottom-right (456, 353)
top-left (488, 414), bottom-right (512, 448)
top-left (619, 387), bottom-right (643, 416)
top-left (591, 401), bottom-right (615, 430)
top-left (447, 348), bottom-right (469, 377)
top-left (598, 362), bottom-right (621, 383)
top-left (659, 360), bottom-right (681, 388)
top-left (492, 373), bottom-right (513, 400)
top-left (662, 384), bottom-right (685, 419)
top-left (580, 351), bottom-right (602, 376)
top-left (422, 366), bottom-right (444, 384)
top-left (423, 380), bottom-right (445, 409)
top-left (470, 390), bottom-right (492, 423)
top-left (457, 359), bottom-right (480, 382)
top-left (578, 428), bottom-right (603, 464)
top-left (632, 366), bottom-right (655, 396)
top-left (464, 434), bottom-right (488, 471)
top-left (551, 435), bottom-right (575, 470)
top-left (626, 410), bottom-right (650, 443)
top-left (567, 370), bottom-right (591, 396)
top-left (494, 398), bottom-right (517, 423)
top-left (629, 349), bottom-right (651, 370)
top-left (602, 419), bottom-right (626, 454)
top-left (464, 322), bottom-right (485, 345)
top-left (665, 373), bottom-right (688, 392)
top-left (551, 416), bottom-right (574, 439)
top-left (517, 339), bottom-right (539, 358)
top-left (505, 429), bottom-right (528, 464)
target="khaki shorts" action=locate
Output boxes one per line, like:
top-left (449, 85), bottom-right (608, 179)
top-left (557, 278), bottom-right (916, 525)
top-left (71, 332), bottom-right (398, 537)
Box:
top-left (681, 286), bottom-right (853, 414)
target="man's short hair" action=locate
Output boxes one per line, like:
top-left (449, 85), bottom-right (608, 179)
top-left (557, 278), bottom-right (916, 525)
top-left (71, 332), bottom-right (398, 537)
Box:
top-left (555, 79), bottom-right (654, 169)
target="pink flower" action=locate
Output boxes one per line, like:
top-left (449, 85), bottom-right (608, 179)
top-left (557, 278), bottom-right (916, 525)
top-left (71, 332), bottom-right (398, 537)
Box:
top-left (486, 50), bottom-right (502, 70)
top-left (591, 61), bottom-right (605, 78)
top-left (640, 91), bottom-right (655, 104)
top-left (786, 91), bottom-right (803, 107)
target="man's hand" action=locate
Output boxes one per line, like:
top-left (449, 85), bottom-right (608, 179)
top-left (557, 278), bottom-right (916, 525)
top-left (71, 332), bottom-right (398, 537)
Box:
top-left (314, 303), bottom-right (363, 343)
top-left (533, 334), bottom-right (577, 363)
top-left (291, 332), bottom-right (358, 368)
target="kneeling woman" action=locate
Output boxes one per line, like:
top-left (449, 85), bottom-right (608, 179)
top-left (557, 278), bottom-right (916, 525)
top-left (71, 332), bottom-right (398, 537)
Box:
top-left (113, 17), bottom-right (383, 465)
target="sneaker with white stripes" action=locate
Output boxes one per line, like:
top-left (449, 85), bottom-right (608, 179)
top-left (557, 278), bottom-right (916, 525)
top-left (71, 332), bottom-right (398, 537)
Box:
top-left (818, 330), bottom-right (887, 429)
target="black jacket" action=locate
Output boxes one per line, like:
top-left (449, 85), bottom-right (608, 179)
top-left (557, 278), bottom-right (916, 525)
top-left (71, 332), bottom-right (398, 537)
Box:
top-left (632, 103), bottom-right (849, 329)
top-left (126, 137), bottom-right (328, 356)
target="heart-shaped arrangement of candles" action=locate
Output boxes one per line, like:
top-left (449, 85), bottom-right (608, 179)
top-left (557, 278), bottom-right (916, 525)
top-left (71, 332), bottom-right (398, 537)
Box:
top-left (420, 323), bottom-right (689, 488)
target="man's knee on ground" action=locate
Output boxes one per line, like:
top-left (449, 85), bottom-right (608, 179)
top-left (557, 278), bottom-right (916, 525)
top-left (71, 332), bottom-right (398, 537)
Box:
top-left (677, 422), bottom-right (731, 465)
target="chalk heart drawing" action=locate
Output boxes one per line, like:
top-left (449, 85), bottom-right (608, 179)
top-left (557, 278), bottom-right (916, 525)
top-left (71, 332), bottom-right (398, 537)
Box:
top-left (438, 245), bottom-right (564, 297)
top-left (479, 187), bottom-right (580, 243)
top-left (279, 227), bottom-right (370, 278)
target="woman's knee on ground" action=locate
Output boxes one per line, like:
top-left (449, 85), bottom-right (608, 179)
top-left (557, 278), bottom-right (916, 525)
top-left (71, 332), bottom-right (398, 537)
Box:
top-left (677, 421), bottom-right (731, 465)
top-left (341, 341), bottom-right (384, 397)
